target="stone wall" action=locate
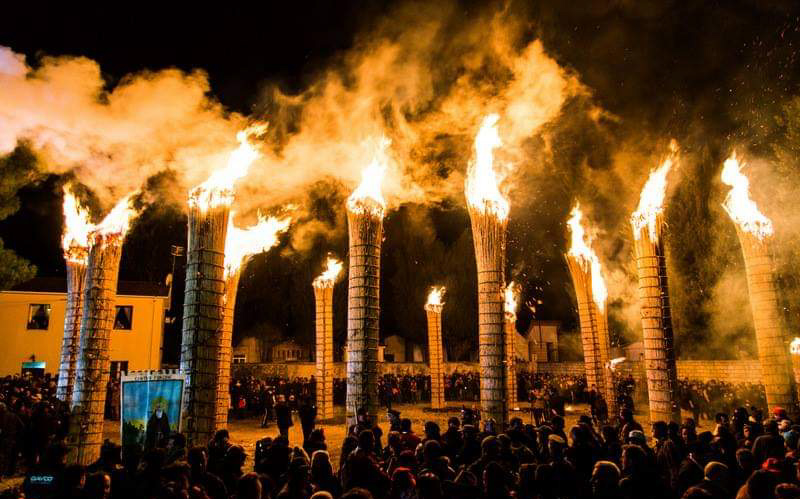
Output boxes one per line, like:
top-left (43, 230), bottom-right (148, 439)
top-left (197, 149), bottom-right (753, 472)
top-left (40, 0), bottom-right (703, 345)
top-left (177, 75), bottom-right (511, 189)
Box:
top-left (233, 359), bottom-right (765, 385)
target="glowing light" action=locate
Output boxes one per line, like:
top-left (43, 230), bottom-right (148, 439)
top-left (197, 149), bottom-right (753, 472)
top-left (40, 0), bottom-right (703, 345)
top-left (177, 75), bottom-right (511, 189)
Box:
top-left (505, 281), bottom-right (518, 320)
top-left (631, 146), bottom-right (677, 241)
top-left (224, 214), bottom-right (290, 277)
top-left (426, 286), bottom-right (446, 310)
top-left (93, 192), bottom-right (138, 239)
top-left (190, 123), bottom-right (268, 209)
top-left (608, 357), bottom-right (626, 372)
top-left (61, 186), bottom-right (94, 264)
top-left (313, 257), bottom-right (343, 288)
top-left (465, 114), bottom-right (510, 220)
top-left (721, 152), bottom-right (773, 240)
top-left (791, 338), bottom-right (800, 356)
top-left (567, 202), bottom-right (608, 310)
top-left (347, 137), bottom-right (389, 217)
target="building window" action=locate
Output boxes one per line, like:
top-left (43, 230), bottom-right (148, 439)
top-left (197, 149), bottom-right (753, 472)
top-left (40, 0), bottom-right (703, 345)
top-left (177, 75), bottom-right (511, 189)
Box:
top-left (27, 304), bottom-right (51, 330)
top-left (233, 355), bottom-right (246, 364)
top-left (110, 361), bottom-right (129, 379)
top-left (114, 306), bottom-right (133, 330)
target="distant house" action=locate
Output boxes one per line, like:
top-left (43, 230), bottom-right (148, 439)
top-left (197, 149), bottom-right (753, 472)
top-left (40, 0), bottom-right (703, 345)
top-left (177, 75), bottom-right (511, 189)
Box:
top-left (382, 334), bottom-right (424, 363)
top-left (270, 339), bottom-right (312, 362)
top-left (232, 336), bottom-right (264, 364)
top-left (525, 320), bottom-right (560, 363)
top-left (0, 277), bottom-right (168, 376)
top-left (624, 341), bottom-right (645, 362)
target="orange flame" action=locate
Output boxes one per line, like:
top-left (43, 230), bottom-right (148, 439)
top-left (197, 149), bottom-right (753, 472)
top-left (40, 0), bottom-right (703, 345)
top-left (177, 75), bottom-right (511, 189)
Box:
top-left (313, 257), bottom-right (343, 288)
top-left (631, 145), bottom-right (677, 241)
top-left (92, 192), bottom-right (139, 240)
top-left (190, 123), bottom-right (267, 209)
top-left (721, 152), bottom-right (773, 240)
top-left (608, 357), bottom-right (626, 372)
top-left (61, 186), bottom-right (94, 264)
top-left (425, 286), bottom-right (446, 310)
top-left (465, 114), bottom-right (510, 220)
top-left (505, 281), bottom-right (518, 320)
top-left (224, 214), bottom-right (290, 277)
top-left (567, 202), bottom-right (608, 311)
top-left (347, 137), bottom-right (389, 217)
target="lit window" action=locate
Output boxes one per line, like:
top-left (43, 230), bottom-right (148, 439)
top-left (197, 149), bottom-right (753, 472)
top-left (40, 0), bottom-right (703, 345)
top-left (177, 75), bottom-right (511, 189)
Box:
top-left (27, 304), bottom-right (51, 330)
top-left (233, 355), bottom-right (246, 364)
top-left (114, 306), bottom-right (133, 330)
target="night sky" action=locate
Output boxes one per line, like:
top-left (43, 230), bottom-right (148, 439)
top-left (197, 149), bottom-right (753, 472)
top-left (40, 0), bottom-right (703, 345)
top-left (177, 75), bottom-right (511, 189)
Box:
top-left (1, 1), bottom-right (800, 362)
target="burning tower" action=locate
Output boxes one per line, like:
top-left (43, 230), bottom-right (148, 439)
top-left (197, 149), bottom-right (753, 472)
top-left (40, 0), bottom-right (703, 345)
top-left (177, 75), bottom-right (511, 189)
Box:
top-left (214, 214), bottom-right (289, 431)
top-left (630, 154), bottom-right (681, 423)
top-left (345, 139), bottom-right (388, 425)
top-left (466, 114), bottom-right (510, 426)
top-left (425, 287), bottom-right (446, 410)
top-left (313, 257), bottom-right (343, 421)
top-left (67, 195), bottom-right (137, 464)
top-left (56, 187), bottom-right (94, 405)
top-left (181, 125), bottom-right (264, 445)
top-left (721, 153), bottom-right (798, 415)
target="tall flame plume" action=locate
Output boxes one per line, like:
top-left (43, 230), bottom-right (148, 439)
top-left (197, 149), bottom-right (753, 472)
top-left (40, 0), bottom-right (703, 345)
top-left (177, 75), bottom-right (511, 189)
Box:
top-left (505, 281), bottom-right (518, 320)
top-left (631, 145), bottom-right (677, 241)
top-left (347, 137), bottom-right (389, 217)
top-left (567, 203), bottom-right (608, 310)
top-left (190, 123), bottom-right (268, 209)
top-left (93, 192), bottom-right (139, 240)
top-left (721, 152), bottom-right (773, 240)
top-left (62, 186), bottom-right (94, 264)
top-left (313, 257), bottom-right (343, 288)
top-left (224, 214), bottom-right (290, 277)
top-left (426, 286), bottom-right (446, 308)
top-left (466, 114), bottom-right (510, 220)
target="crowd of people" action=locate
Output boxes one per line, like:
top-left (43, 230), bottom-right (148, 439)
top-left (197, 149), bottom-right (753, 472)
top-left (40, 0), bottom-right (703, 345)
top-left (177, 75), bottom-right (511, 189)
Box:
top-left (0, 370), bottom-right (787, 499)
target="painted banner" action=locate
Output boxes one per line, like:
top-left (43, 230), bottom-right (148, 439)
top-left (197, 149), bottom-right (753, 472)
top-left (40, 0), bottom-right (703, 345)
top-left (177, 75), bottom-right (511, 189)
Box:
top-left (120, 370), bottom-right (185, 448)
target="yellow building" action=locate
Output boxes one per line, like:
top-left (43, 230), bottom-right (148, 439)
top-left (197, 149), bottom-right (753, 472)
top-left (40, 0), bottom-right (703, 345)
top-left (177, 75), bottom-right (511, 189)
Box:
top-left (0, 278), bottom-right (168, 377)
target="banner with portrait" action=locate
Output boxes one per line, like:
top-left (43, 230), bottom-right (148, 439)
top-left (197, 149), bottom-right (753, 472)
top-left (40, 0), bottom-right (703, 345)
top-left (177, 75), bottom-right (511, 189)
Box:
top-left (120, 370), bottom-right (185, 448)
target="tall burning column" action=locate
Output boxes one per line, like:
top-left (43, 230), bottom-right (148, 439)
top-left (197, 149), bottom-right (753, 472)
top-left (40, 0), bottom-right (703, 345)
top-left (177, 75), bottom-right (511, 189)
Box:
top-left (56, 187), bottom-right (94, 405)
top-left (504, 283), bottom-right (518, 410)
top-left (721, 153), bottom-right (798, 414)
top-left (425, 287), bottom-right (446, 410)
top-left (68, 195), bottom-right (137, 464)
top-left (631, 154), bottom-right (681, 423)
top-left (466, 114), bottom-right (511, 426)
top-left (214, 215), bottom-right (290, 431)
top-left (181, 125), bottom-right (265, 445)
top-left (313, 257), bottom-right (343, 421)
top-left (565, 203), bottom-right (616, 415)
top-left (345, 140), bottom-right (388, 425)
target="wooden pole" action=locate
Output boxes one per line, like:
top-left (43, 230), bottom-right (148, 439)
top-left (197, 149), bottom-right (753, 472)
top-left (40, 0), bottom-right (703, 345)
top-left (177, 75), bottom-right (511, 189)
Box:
top-left (735, 230), bottom-right (798, 416)
top-left (67, 234), bottom-right (123, 464)
top-left (595, 304), bottom-right (618, 418)
top-left (632, 221), bottom-right (680, 423)
top-left (345, 209), bottom-right (383, 426)
top-left (314, 284), bottom-right (335, 421)
top-left (213, 269), bottom-right (240, 432)
top-left (468, 208), bottom-right (507, 426)
top-left (57, 259), bottom-right (88, 405)
top-left (504, 314), bottom-right (517, 410)
top-left (181, 202), bottom-right (230, 446)
top-left (425, 304), bottom-right (446, 410)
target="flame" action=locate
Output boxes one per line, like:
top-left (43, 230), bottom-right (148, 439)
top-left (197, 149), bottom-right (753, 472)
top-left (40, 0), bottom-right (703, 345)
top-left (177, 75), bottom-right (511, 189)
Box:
top-left (721, 152), bottom-right (773, 240)
top-left (631, 147), bottom-right (676, 241)
top-left (61, 186), bottom-right (94, 264)
top-left (504, 281), bottom-right (518, 320)
top-left (791, 338), bottom-right (800, 356)
top-left (347, 137), bottom-right (389, 217)
top-left (567, 203), bottom-right (608, 310)
top-left (608, 357), bottom-right (626, 372)
top-left (190, 123), bottom-right (268, 209)
top-left (224, 214), bottom-right (290, 277)
top-left (426, 286), bottom-right (446, 309)
top-left (92, 192), bottom-right (139, 239)
top-left (313, 257), bottom-right (343, 288)
top-left (465, 114), bottom-right (510, 220)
